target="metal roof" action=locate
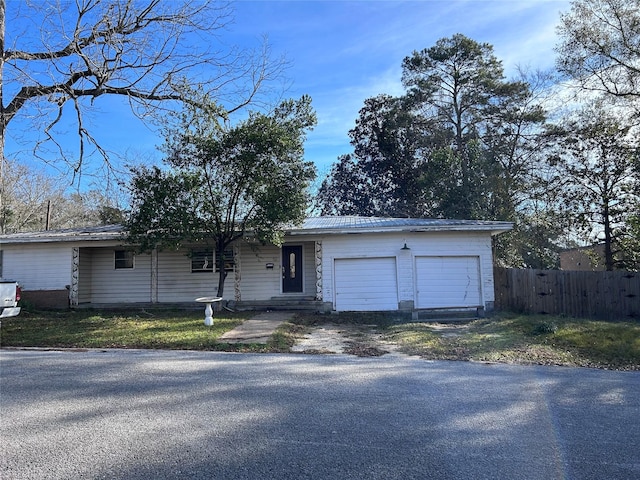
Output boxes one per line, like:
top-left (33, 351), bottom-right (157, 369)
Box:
top-left (0, 216), bottom-right (512, 244)
top-left (291, 216), bottom-right (512, 235)
top-left (0, 224), bottom-right (125, 244)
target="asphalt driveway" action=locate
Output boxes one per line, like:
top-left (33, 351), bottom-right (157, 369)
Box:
top-left (1, 349), bottom-right (639, 480)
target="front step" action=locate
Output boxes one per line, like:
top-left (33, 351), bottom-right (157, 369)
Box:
top-left (228, 298), bottom-right (332, 312)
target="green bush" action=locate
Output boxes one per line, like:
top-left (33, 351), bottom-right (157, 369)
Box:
top-left (533, 321), bottom-right (558, 335)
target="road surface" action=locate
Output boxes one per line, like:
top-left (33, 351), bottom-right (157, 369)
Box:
top-left (1, 349), bottom-right (638, 479)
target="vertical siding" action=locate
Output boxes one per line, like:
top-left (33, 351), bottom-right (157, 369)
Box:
top-left (2, 230), bottom-right (496, 308)
top-left (1, 244), bottom-right (71, 290)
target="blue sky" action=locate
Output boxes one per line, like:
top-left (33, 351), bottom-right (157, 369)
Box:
top-left (229, 0), bottom-right (571, 177)
top-left (5, 0), bottom-right (572, 186)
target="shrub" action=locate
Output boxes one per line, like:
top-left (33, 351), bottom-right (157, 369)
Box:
top-left (533, 321), bottom-right (558, 335)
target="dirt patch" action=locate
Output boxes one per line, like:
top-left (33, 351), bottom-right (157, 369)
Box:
top-left (423, 322), bottom-right (471, 337)
top-left (343, 341), bottom-right (389, 357)
top-left (290, 323), bottom-right (402, 356)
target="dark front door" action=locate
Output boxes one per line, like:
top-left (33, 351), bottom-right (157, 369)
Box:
top-left (282, 245), bottom-right (303, 293)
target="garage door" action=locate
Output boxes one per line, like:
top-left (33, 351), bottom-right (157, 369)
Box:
top-left (415, 256), bottom-right (481, 309)
top-left (334, 257), bottom-right (398, 311)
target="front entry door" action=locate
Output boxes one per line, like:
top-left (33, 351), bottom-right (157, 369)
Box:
top-left (282, 245), bottom-right (303, 293)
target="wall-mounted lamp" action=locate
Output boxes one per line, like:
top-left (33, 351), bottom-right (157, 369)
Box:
top-left (401, 243), bottom-right (410, 250)
top-left (266, 263), bottom-right (274, 269)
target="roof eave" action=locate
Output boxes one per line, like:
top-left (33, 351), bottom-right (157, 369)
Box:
top-left (286, 223), bottom-right (513, 236)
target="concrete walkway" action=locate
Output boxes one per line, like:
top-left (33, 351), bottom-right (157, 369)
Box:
top-left (218, 310), bottom-right (296, 344)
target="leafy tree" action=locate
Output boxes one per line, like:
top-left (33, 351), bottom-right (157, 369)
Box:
top-left (556, 0), bottom-right (640, 100)
top-left (125, 96), bottom-right (317, 298)
top-left (317, 35), bottom-right (549, 267)
top-left (546, 105), bottom-right (639, 270)
top-left (0, 0), bottom-right (283, 224)
top-left (617, 210), bottom-right (640, 270)
top-left (316, 154), bottom-right (377, 216)
top-left (402, 35), bottom-right (547, 220)
top-left (316, 94), bottom-right (427, 217)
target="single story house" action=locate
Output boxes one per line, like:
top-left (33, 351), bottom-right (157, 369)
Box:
top-left (0, 216), bottom-right (511, 313)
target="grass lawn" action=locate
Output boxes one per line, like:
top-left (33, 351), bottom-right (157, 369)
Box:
top-left (382, 312), bottom-right (640, 371)
top-left (0, 309), bottom-right (295, 353)
top-left (1, 309), bottom-right (638, 370)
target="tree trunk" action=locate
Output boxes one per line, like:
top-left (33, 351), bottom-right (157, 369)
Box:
top-left (603, 201), bottom-right (614, 271)
top-left (0, 0), bottom-right (6, 234)
top-left (215, 239), bottom-right (228, 306)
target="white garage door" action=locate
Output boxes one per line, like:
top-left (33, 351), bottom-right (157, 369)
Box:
top-left (415, 256), bottom-right (482, 309)
top-left (334, 257), bottom-right (398, 311)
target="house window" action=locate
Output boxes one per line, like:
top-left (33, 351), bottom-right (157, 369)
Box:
top-left (114, 250), bottom-right (134, 269)
top-left (217, 249), bottom-right (235, 272)
top-left (191, 249), bottom-right (214, 273)
top-left (191, 248), bottom-right (234, 273)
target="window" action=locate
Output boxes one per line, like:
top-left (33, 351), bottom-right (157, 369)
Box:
top-left (114, 250), bottom-right (134, 269)
top-left (191, 249), bottom-right (234, 273)
top-left (191, 249), bottom-right (214, 273)
top-left (217, 249), bottom-right (235, 272)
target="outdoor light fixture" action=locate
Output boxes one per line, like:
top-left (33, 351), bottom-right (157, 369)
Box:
top-left (401, 243), bottom-right (410, 250)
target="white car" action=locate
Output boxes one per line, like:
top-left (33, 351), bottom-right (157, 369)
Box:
top-left (0, 280), bottom-right (21, 318)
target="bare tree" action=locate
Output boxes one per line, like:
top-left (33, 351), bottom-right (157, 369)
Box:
top-left (0, 0), bottom-right (284, 219)
top-left (556, 0), bottom-right (640, 99)
top-left (545, 104), bottom-right (639, 270)
top-left (0, 157), bottom-right (128, 233)
top-left (0, 159), bottom-right (66, 233)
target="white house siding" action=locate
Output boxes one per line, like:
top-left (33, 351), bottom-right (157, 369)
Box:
top-left (321, 231), bottom-right (495, 311)
top-left (86, 243), bottom-right (315, 304)
top-left (302, 242), bottom-right (316, 296)
top-left (89, 249), bottom-right (152, 303)
top-left (235, 242), bottom-right (316, 300)
top-left (1, 244), bottom-right (72, 290)
top-left (237, 243), bottom-right (282, 300)
top-left (78, 248), bottom-right (93, 303)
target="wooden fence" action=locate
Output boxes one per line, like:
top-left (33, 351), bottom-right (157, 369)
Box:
top-left (494, 267), bottom-right (640, 321)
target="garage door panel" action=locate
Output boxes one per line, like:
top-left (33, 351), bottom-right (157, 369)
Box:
top-left (334, 258), bottom-right (398, 311)
top-left (415, 256), bottom-right (481, 309)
